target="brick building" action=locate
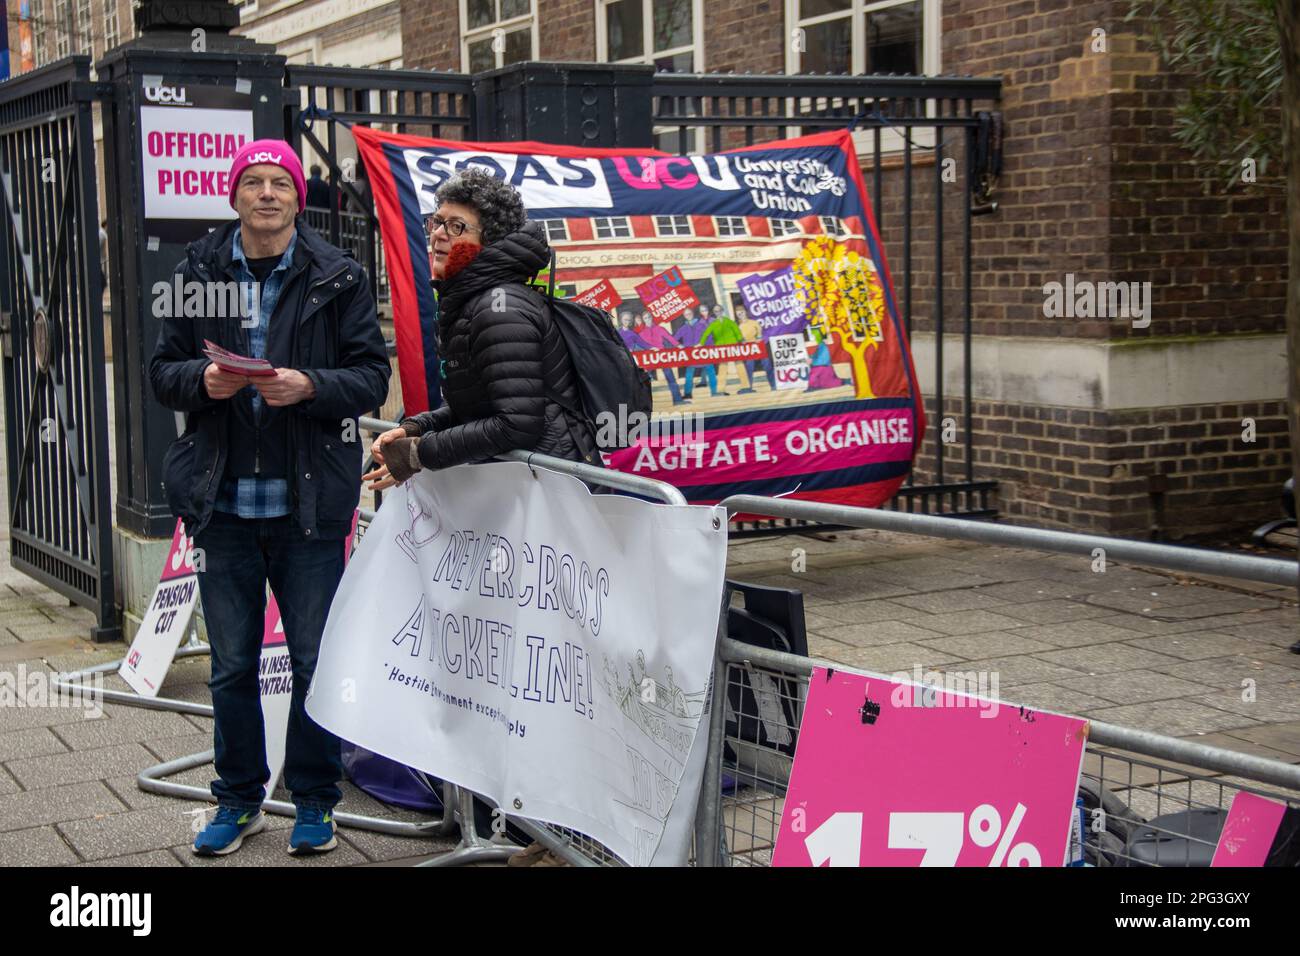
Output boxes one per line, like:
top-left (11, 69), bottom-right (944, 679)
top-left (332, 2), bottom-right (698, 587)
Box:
top-left (399, 0), bottom-right (1290, 540)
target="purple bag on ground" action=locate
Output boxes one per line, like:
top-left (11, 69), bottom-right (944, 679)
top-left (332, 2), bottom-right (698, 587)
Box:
top-left (341, 742), bottom-right (444, 813)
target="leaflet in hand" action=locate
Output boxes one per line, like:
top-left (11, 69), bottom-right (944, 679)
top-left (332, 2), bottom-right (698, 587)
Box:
top-left (202, 339), bottom-right (277, 378)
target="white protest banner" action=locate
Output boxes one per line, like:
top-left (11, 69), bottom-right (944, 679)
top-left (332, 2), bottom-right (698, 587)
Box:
top-left (120, 518), bottom-right (200, 697)
top-left (306, 462), bottom-right (727, 865)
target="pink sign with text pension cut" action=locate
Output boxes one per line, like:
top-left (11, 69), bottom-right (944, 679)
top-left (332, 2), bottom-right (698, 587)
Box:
top-left (772, 667), bottom-right (1089, 867)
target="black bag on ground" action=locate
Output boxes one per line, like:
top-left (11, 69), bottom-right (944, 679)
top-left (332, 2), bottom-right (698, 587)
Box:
top-left (533, 249), bottom-right (652, 451)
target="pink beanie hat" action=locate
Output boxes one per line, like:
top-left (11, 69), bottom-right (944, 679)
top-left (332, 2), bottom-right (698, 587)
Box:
top-left (227, 139), bottom-right (307, 212)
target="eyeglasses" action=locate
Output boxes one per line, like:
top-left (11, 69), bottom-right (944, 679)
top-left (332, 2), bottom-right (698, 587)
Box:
top-left (427, 215), bottom-right (481, 238)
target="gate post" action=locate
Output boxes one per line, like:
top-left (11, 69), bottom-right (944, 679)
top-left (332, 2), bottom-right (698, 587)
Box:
top-left (471, 61), bottom-right (654, 147)
top-left (97, 1), bottom-right (283, 636)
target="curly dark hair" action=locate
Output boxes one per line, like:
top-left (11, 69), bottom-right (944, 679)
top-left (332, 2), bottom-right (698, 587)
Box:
top-left (433, 168), bottom-right (527, 245)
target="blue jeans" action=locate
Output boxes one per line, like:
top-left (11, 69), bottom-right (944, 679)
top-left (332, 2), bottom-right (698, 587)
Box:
top-left (193, 511), bottom-right (346, 812)
top-left (682, 365), bottom-right (717, 397)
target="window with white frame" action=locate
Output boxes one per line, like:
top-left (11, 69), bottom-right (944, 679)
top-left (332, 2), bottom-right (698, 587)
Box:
top-left (53, 0), bottom-right (70, 58)
top-left (818, 216), bottom-right (845, 237)
top-left (598, 0), bottom-right (698, 72)
top-left (75, 0), bottom-right (92, 54)
top-left (104, 0), bottom-right (120, 51)
top-left (463, 0), bottom-right (536, 73)
top-left (655, 215), bottom-right (692, 237)
top-left (593, 217), bottom-right (633, 239)
top-left (787, 0), bottom-right (937, 76)
top-left (31, 0), bottom-right (48, 65)
top-left (540, 219), bottom-right (569, 242)
top-left (769, 219), bottom-right (803, 237)
top-left (597, 1), bottom-right (703, 152)
top-left (715, 216), bottom-right (748, 238)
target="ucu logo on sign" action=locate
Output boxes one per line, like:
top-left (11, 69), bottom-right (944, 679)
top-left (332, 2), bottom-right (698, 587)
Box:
top-left (246, 152), bottom-right (283, 164)
top-left (143, 84), bottom-right (190, 105)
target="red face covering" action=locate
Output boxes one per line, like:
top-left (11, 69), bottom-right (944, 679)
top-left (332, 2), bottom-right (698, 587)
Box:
top-left (440, 239), bottom-right (482, 281)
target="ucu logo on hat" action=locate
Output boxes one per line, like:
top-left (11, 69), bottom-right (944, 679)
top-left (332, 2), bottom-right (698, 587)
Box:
top-left (227, 138), bottom-right (307, 211)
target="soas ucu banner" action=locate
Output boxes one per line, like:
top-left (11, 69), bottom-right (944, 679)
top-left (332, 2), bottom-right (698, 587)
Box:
top-left (354, 125), bottom-right (925, 511)
top-left (306, 463), bottom-right (727, 865)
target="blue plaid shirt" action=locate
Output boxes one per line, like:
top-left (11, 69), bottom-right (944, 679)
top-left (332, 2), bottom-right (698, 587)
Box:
top-left (213, 228), bottom-right (299, 518)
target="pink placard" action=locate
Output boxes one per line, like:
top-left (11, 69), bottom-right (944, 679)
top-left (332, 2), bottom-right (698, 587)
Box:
top-left (1211, 792), bottom-right (1287, 867)
top-left (772, 667), bottom-right (1088, 867)
top-left (159, 518), bottom-right (197, 582)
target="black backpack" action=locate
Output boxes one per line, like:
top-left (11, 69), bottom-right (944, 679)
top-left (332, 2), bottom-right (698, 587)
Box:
top-left (529, 249), bottom-right (653, 452)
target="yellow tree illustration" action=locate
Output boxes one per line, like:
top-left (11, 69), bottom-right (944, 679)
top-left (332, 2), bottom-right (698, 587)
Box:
top-left (791, 236), bottom-right (886, 399)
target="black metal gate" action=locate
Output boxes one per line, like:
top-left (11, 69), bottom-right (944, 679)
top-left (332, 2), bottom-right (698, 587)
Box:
top-left (0, 57), bottom-right (118, 640)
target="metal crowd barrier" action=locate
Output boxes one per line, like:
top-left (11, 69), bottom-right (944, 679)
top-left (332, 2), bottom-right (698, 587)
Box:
top-left (696, 637), bottom-right (1300, 867)
top-left (52, 417), bottom-right (1299, 866)
top-left (352, 425), bottom-right (1300, 867)
top-left (691, 493), bottom-right (1300, 867)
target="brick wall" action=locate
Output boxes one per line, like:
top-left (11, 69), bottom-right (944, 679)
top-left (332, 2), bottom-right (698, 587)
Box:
top-left (912, 397), bottom-right (1290, 538)
top-left (400, 0), bottom-right (459, 71)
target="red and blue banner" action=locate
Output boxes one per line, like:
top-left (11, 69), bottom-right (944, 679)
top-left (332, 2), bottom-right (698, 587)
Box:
top-left (353, 125), bottom-right (924, 509)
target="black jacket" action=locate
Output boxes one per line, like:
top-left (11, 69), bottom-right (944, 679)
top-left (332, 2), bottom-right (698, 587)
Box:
top-left (403, 220), bottom-right (598, 468)
top-left (149, 218), bottom-right (391, 539)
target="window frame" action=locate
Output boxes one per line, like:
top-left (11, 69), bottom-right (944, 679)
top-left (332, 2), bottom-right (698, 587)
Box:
top-left (654, 214), bottom-right (693, 238)
top-left (53, 0), bottom-right (70, 58)
top-left (541, 219), bottom-right (570, 242)
top-left (104, 0), bottom-right (121, 51)
top-left (785, 0), bottom-right (940, 77)
top-left (593, 216), bottom-right (634, 239)
top-left (784, 0), bottom-right (941, 153)
top-left (74, 0), bottom-right (92, 54)
top-left (818, 216), bottom-right (846, 237)
top-left (595, 0), bottom-right (705, 153)
top-left (461, 0), bottom-right (539, 73)
top-left (714, 216), bottom-right (749, 238)
top-left (769, 218), bottom-right (803, 237)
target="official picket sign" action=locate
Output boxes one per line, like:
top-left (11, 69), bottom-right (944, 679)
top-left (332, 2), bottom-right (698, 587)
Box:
top-left (306, 462), bottom-right (727, 865)
top-left (120, 518), bottom-right (200, 697)
top-left (772, 667), bottom-right (1088, 867)
top-left (140, 82), bottom-right (252, 228)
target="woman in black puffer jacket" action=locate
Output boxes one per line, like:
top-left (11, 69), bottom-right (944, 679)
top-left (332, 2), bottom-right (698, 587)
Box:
top-left (367, 169), bottom-right (598, 488)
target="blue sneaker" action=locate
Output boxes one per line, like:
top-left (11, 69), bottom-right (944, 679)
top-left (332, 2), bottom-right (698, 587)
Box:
top-left (192, 806), bottom-right (266, 856)
top-left (288, 806), bottom-right (337, 855)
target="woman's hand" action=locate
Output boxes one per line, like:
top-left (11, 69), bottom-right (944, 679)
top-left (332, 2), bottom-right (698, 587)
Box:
top-left (370, 426), bottom-right (408, 465)
top-left (363, 463), bottom-right (399, 491)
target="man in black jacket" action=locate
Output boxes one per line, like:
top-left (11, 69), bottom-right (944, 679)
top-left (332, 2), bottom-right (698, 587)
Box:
top-left (150, 139), bottom-right (390, 857)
